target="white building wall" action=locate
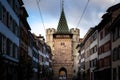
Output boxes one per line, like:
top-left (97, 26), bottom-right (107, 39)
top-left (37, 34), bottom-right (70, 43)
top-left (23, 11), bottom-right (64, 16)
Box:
top-left (98, 32), bottom-right (111, 61)
top-left (81, 50), bottom-right (85, 55)
top-left (99, 33), bottom-right (110, 47)
top-left (112, 38), bottom-right (120, 50)
top-left (99, 51), bottom-right (111, 59)
top-left (90, 39), bottom-right (97, 49)
top-left (81, 58), bottom-right (85, 63)
top-left (90, 40), bottom-right (98, 60)
top-left (90, 53), bottom-right (98, 60)
top-left (81, 49), bottom-right (85, 62)
top-left (0, 21), bottom-right (19, 46)
top-left (0, 0), bottom-right (19, 25)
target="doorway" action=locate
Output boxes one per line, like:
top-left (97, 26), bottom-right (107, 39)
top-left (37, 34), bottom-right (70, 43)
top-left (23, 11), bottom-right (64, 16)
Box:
top-left (59, 67), bottom-right (67, 80)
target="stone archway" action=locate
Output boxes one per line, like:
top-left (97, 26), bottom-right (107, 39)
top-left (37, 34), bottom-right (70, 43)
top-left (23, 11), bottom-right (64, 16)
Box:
top-left (59, 67), bottom-right (67, 80)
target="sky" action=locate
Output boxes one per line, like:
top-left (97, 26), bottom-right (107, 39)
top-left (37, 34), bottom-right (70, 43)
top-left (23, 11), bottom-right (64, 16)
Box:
top-left (23, 0), bottom-right (120, 39)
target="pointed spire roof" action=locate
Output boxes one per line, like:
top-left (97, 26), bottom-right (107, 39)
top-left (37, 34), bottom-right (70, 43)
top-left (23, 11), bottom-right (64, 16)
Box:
top-left (55, 1), bottom-right (71, 34)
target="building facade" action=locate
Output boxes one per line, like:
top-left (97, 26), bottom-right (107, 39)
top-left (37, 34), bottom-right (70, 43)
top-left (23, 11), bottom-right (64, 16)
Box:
top-left (110, 15), bottom-right (120, 80)
top-left (82, 27), bottom-right (98, 80)
top-left (19, 5), bottom-right (32, 80)
top-left (95, 13), bottom-right (111, 80)
top-left (0, 0), bottom-right (21, 80)
top-left (31, 34), bottom-right (53, 80)
top-left (109, 3), bottom-right (120, 80)
top-left (0, 0), bottom-right (53, 80)
top-left (77, 3), bottom-right (120, 80)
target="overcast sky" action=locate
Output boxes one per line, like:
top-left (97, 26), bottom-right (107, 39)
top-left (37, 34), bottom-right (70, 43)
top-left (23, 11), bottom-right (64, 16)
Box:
top-left (23, 0), bottom-right (120, 38)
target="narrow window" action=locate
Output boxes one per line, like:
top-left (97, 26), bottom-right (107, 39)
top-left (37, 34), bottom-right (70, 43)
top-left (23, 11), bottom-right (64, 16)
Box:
top-left (100, 31), bottom-right (103, 40)
top-left (2, 7), bottom-right (6, 24)
top-left (105, 26), bottom-right (109, 36)
top-left (6, 39), bottom-right (10, 56)
top-left (13, 44), bottom-right (15, 58)
top-left (15, 46), bottom-right (18, 59)
top-left (0, 2), bottom-right (2, 20)
top-left (10, 42), bottom-right (13, 57)
top-left (2, 36), bottom-right (7, 54)
top-left (113, 48), bottom-right (118, 61)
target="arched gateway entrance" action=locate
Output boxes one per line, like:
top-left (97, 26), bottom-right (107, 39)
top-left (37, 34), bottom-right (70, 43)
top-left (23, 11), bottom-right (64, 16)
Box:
top-left (59, 67), bottom-right (67, 80)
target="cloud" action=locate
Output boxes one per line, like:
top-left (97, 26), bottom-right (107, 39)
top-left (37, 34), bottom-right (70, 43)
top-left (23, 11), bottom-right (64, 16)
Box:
top-left (23, 0), bottom-right (120, 38)
top-left (91, 0), bottom-right (115, 8)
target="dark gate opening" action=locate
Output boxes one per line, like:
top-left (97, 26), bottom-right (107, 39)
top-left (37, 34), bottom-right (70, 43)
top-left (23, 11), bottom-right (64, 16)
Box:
top-left (59, 67), bottom-right (67, 80)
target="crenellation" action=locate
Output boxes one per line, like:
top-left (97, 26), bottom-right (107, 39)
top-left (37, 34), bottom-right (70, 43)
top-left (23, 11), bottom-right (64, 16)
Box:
top-left (46, 28), bottom-right (56, 35)
top-left (70, 28), bottom-right (80, 35)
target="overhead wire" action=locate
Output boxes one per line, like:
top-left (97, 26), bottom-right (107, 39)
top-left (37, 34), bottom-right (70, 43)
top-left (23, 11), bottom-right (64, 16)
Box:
top-left (76, 0), bottom-right (90, 28)
top-left (60, 0), bottom-right (62, 11)
top-left (35, 0), bottom-right (46, 32)
top-left (60, 0), bottom-right (64, 10)
top-left (38, 0), bottom-right (40, 3)
top-left (39, 0), bottom-right (40, 3)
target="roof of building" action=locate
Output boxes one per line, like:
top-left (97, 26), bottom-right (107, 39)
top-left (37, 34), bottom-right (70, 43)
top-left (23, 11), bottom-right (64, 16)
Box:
top-left (97, 12), bottom-right (111, 31)
top-left (107, 3), bottom-right (120, 12)
top-left (110, 14), bottom-right (120, 30)
top-left (54, 8), bottom-right (72, 34)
